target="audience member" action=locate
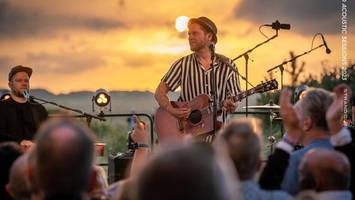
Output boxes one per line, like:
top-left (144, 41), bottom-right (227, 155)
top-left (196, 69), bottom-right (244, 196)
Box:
top-left (352, 96), bottom-right (355, 125)
top-left (0, 142), bottom-right (23, 200)
top-left (32, 119), bottom-right (96, 200)
top-left (220, 118), bottom-right (292, 200)
top-left (325, 84), bottom-right (355, 196)
top-left (260, 84), bottom-right (355, 198)
top-left (296, 148), bottom-right (352, 200)
top-left (6, 154), bottom-right (31, 200)
top-left (135, 142), bottom-right (234, 200)
top-left (280, 88), bottom-right (334, 195)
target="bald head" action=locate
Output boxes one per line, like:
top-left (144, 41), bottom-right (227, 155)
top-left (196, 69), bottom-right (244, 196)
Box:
top-left (299, 148), bottom-right (350, 191)
top-left (220, 118), bottom-right (262, 180)
top-left (7, 154), bottom-right (31, 200)
top-left (137, 143), bottom-right (229, 200)
top-left (34, 119), bottom-right (95, 197)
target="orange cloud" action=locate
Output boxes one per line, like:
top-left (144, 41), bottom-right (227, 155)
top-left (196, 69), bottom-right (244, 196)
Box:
top-left (0, 0), bottom-right (353, 94)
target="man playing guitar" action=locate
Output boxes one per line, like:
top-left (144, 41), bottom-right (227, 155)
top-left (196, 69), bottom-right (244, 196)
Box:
top-left (154, 16), bottom-right (241, 142)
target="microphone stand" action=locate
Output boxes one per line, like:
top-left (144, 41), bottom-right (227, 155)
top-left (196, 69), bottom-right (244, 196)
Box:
top-left (266, 43), bottom-right (326, 89)
top-left (28, 94), bottom-right (106, 125)
top-left (221, 60), bottom-right (255, 88)
top-left (209, 44), bottom-right (218, 133)
top-left (232, 30), bottom-right (279, 117)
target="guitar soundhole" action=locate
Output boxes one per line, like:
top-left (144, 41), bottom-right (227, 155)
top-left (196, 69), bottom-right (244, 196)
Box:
top-left (188, 110), bottom-right (202, 125)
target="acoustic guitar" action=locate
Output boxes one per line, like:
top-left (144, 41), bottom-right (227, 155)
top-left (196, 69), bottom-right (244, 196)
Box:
top-left (154, 79), bottom-right (278, 142)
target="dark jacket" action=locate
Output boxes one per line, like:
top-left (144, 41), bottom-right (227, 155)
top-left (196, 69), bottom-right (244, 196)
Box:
top-left (0, 97), bottom-right (48, 142)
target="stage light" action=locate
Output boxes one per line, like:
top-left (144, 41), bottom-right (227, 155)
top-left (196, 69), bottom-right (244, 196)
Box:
top-left (93, 89), bottom-right (110, 107)
top-left (0, 90), bottom-right (10, 101)
top-left (92, 89), bottom-right (111, 114)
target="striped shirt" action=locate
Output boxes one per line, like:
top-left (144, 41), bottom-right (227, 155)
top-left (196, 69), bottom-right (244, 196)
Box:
top-left (163, 53), bottom-right (241, 105)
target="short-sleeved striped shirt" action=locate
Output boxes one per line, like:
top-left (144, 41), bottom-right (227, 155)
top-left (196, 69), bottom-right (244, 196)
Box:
top-left (163, 53), bottom-right (241, 105)
top-left (162, 53), bottom-right (240, 102)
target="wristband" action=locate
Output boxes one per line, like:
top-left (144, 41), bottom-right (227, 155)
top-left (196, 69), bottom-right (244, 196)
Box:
top-left (133, 143), bottom-right (149, 149)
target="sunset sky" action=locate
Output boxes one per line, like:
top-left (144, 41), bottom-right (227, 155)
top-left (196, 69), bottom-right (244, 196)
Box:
top-left (0, 0), bottom-right (354, 94)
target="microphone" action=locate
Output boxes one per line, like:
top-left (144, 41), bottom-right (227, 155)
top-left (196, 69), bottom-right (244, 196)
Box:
top-left (265, 20), bottom-right (291, 30)
top-left (320, 34), bottom-right (331, 54)
top-left (23, 90), bottom-right (31, 101)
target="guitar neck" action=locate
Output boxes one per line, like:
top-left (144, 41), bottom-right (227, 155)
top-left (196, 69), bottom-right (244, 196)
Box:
top-left (230, 80), bottom-right (278, 102)
top-left (216, 89), bottom-right (254, 109)
top-left (232, 88), bottom-right (257, 102)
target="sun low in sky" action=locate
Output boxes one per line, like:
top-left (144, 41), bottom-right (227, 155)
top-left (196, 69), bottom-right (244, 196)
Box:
top-left (0, 0), bottom-right (353, 94)
top-left (175, 16), bottom-right (189, 32)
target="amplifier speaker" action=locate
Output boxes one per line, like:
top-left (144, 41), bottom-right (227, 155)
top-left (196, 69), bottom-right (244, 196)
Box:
top-left (108, 151), bottom-right (133, 184)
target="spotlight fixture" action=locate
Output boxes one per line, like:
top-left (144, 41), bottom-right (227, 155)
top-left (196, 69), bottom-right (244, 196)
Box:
top-left (0, 90), bottom-right (10, 101)
top-left (92, 89), bottom-right (111, 114)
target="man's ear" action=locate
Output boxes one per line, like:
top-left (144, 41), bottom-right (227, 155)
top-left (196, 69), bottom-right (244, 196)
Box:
top-left (256, 158), bottom-right (262, 171)
top-left (303, 117), bottom-right (313, 132)
top-left (5, 183), bottom-right (14, 198)
top-left (27, 164), bottom-right (33, 185)
top-left (87, 167), bottom-right (98, 192)
top-left (314, 173), bottom-right (324, 192)
top-left (8, 81), bottom-right (12, 90)
top-left (207, 32), bottom-right (213, 42)
top-left (27, 163), bottom-right (39, 194)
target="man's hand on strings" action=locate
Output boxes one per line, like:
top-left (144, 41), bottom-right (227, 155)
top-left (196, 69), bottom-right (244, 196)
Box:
top-left (222, 98), bottom-right (238, 113)
top-left (167, 106), bottom-right (191, 119)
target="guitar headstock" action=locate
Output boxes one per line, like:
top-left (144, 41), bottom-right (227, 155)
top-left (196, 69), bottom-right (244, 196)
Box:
top-left (232, 79), bottom-right (279, 102)
top-left (254, 79), bottom-right (279, 93)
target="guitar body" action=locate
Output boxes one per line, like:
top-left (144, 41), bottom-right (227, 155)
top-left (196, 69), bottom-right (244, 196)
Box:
top-left (155, 94), bottom-right (221, 142)
top-left (154, 79), bottom-right (278, 143)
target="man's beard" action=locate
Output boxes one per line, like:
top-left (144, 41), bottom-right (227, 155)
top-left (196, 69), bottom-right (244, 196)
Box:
top-left (190, 42), bottom-right (205, 52)
top-left (12, 90), bottom-right (25, 98)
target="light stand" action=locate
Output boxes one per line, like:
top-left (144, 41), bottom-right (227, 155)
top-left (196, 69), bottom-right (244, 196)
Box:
top-left (26, 93), bottom-right (105, 126)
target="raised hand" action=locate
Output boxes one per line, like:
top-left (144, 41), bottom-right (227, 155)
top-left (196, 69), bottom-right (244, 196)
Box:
top-left (326, 84), bottom-right (352, 134)
top-left (279, 89), bottom-right (302, 144)
top-left (131, 115), bottom-right (149, 145)
top-left (20, 139), bottom-right (34, 152)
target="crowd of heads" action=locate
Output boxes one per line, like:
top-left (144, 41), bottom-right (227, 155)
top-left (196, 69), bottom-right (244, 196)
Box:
top-left (1, 81), bottom-right (354, 200)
